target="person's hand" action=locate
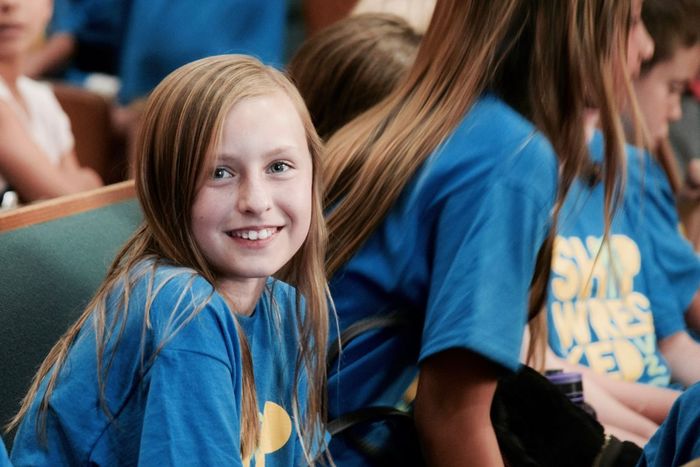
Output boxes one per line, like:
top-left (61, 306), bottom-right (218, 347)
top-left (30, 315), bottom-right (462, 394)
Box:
top-left (680, 159), bottom-right (700, 202)
top-left (72, 167), bottom-right (103, 191)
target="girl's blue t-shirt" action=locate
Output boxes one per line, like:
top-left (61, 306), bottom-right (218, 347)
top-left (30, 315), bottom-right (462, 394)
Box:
top-left (327, 95), bottom-right (558, 425)
top-left (11, 263), bottom-right (311, 466)
top-left (547, 132), bottom-right (700, 387)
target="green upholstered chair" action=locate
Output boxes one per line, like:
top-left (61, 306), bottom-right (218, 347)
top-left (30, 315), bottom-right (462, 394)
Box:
top-left (0, 182), bottom-right (141, 445)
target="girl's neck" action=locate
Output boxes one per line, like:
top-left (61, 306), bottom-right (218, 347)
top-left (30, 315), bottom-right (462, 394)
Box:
top-left (219, 277), bottom-right (267, 317)
top-left (583, 108), bottom-right (600, 143)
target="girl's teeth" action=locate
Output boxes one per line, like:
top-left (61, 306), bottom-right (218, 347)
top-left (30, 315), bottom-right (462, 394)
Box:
top-left (236, 229), bottom-right (273, 240)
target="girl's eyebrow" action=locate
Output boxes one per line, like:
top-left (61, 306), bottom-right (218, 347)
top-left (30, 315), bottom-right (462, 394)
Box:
top-left (214, 146), bottom-right (300, 161)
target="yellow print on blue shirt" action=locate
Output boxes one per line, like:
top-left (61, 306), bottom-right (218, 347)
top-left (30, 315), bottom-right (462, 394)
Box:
top-left (549, 234), bottom-right (671, 387)
top-left (243, 401), bottom-right (293, 467)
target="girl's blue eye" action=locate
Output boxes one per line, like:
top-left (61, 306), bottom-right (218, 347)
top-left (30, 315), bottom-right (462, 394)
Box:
top-left (213, 167), bottom-right (232, 179)
top-left (269, 161), bottom-right (290, 174)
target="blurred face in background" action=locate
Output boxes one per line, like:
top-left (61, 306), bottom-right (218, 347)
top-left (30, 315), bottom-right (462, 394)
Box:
top-left (0, 0), bottom-right (52, 61)
top-left (634, 45), bottom-right (700, 142)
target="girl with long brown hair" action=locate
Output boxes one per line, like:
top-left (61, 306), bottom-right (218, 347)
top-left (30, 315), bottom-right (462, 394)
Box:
top-left (322, 0), bottom-right (636, 465)
top-left (8, 55), bottom-right (330, 466)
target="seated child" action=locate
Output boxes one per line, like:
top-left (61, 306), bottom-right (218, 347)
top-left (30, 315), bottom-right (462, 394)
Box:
top-left (0, 0), bottom-right (102, 204)
top-left (546, 0), bottom-right (700, 446)
top-left (8, 55), bottom-right (330, 465)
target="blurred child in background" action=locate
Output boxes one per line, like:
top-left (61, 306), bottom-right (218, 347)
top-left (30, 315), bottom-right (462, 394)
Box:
top-left (0, 0), bottom-right (102, 205)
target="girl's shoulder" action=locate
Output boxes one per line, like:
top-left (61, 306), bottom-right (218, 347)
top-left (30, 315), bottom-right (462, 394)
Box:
top-left (119, 261), bottom-right (245, 365)
top-left (130, 259), bottom-right (217, 303)
top-left (438, 94), bottom-right (557, 174)
top-left (122, 260), bottom-right (229, 331)
top-left (423, 95), bottom-right (558, 207)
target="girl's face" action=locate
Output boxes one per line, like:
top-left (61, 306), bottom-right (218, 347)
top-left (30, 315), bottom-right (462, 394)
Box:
top-left (626, 0), bottom-right (654, 79)
top-left (0, 0), bottom-right (52, 60)
top-left (191, 91), bottom-right (313, 295)
top-left (634, 45), bottom-right (700, 142)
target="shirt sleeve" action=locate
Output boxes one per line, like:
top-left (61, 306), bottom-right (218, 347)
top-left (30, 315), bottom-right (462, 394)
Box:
top-left (420, 157), bottom-right (555, 371)
top-left (138, 347), bottom-right (243, 466)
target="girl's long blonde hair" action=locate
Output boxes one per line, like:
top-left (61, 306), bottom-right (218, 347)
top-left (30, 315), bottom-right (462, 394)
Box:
top-left (324, 0), bottom-right (637, 331)
top-left (8, 55), bottom-right (330, 464)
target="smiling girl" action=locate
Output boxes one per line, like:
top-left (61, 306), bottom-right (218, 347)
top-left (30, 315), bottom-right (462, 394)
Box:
top-left (8, 55), bottom-right (330, 466)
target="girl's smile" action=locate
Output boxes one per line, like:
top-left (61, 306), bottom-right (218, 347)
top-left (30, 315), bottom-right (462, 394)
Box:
top-left (225, 226), bottom-right (283, 250)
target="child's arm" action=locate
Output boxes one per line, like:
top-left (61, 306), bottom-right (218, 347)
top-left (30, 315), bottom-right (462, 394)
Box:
top-left (0, 102), bottom-right (102, 201)
top-left (25, 33), bottom-right (77, 79)
top-left (578, 367), bottom-right (659, 444)
top-left (415, 349), bottom-right (504, 467)
top-left (659, 331), bottom-right (700, 387)
top-left (545, 347), bottom-right (679, 426)
top-left (59, 148), bottom-right (83, 171)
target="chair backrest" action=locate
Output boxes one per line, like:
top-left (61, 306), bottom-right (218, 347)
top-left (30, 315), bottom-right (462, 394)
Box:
top-left (0, 181), bottom-right (142, 443)
top-left (52, 83), bottom-right (127, 184)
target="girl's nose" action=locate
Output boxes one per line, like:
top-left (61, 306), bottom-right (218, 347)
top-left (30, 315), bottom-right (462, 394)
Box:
top-left (237, 178), bottom-right (272, 215)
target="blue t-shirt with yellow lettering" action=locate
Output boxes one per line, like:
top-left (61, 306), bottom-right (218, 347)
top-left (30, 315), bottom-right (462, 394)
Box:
top-left (327, 95), bottom-right (558, 464)
top-left (11, 262), bottom-right (312, 466)
top-left (547, 132), bottom-right (700, 387)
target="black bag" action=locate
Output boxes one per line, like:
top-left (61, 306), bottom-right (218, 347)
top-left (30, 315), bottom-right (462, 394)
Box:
top-left (492, 365), bottom-right (642, 467)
